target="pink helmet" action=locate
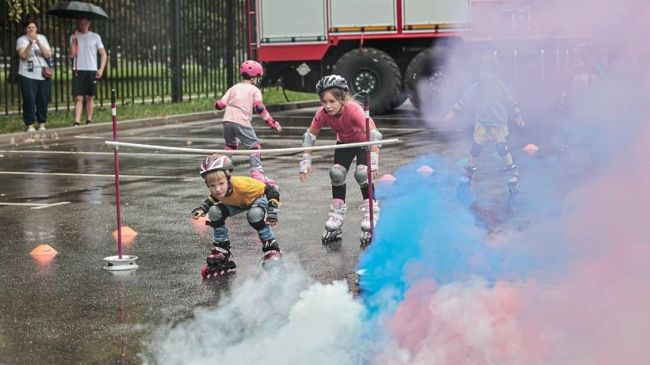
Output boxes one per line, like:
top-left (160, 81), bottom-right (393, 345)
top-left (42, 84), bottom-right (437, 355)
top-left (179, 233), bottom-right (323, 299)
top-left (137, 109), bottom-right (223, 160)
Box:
top-left (240, 60), bottom-right (264, 78)
top-left (200, 154), bottom-right (234, 177)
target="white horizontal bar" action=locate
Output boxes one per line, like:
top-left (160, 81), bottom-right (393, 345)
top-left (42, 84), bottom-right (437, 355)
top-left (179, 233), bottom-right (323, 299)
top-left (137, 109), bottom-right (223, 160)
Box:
top-left (104, 138), bottom-right (400, 155)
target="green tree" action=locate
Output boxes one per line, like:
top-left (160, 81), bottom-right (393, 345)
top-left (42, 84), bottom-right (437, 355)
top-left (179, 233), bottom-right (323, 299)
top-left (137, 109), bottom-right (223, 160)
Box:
top-left (4, 0), bottom-right (39, 23)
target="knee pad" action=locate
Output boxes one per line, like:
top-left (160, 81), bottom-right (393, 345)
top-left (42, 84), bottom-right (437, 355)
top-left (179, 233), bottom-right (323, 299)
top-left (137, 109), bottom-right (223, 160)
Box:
top-left (224, 144), bottom-right (238, 150)
top-left (354, 165), bottom-right (369, 187)
top-left (329, 164), bottom-right (347, 187)
top-left (247, 205), bottom-right (266, 230)
top-left (207, 204), bottom-right (229, 228)
top-left (495, 142), bottom-right (510, 157)
top-left (470, 143), bottom-right (484, 158)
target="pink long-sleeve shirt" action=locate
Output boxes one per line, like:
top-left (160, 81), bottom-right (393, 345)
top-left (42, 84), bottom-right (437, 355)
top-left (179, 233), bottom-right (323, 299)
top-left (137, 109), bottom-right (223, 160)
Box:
top-left (217, 83), bottom-right (264, 128)
top-left (310, 101), bottom-right (376, 143)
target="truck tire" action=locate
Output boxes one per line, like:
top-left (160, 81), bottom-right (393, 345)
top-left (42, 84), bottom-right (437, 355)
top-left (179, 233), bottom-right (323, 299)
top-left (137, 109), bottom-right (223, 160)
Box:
top-left (404, 46), bottom-right (450, 111)
top-left (334, 48), bottom-right (402, 115)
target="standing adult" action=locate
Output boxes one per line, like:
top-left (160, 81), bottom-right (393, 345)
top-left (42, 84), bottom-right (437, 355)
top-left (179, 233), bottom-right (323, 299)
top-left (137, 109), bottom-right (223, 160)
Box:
top-left (70, 17), bottom-right (107, 126)
top-left (16, 17), bottom-right (52, 132)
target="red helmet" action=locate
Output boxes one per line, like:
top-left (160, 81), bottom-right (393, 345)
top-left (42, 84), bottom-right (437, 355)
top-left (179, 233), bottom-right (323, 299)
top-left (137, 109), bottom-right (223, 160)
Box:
top-left (240, 60), bottom-right (263, 78)
top-left (200, 154), bottom-right (234, 177)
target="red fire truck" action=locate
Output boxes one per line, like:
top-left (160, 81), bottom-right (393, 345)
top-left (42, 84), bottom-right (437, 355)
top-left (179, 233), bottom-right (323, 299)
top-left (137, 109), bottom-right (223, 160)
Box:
top-left (247, 0), bottom-right (585, 114)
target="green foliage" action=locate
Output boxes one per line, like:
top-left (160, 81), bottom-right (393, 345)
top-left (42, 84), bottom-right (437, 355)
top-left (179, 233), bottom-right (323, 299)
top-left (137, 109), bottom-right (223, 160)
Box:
top-left (5, 0), bottom-right (39, 23)
top-left (0, 87), bottom-right (316, 134)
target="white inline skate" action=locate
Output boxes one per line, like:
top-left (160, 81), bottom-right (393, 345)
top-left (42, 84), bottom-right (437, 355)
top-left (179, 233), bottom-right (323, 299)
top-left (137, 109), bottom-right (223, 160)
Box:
top-left (322, 199), bottom-right (347, 244)
top-left (360, 199), bottom-right (379, 248)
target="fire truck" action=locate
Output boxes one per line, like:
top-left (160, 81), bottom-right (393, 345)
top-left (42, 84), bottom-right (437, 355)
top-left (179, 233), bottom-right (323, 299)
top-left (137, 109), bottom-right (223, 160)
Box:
top-left (247, 0), bottom-right (585, 114)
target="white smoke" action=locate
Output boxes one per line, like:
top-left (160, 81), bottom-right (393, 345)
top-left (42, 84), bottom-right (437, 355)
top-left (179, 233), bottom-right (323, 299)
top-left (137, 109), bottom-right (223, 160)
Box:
top-left (146, 262), bottom-right (366, 365)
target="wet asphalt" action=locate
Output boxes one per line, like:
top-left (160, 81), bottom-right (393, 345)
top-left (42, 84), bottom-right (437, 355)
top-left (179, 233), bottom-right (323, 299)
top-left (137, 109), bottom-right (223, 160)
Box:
top-left (1, 103), bottom-right (487, 363)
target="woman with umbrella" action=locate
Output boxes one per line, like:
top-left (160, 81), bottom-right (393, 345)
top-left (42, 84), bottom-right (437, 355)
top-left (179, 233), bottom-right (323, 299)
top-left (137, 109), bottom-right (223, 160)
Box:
top-left (16, 17), bottom-right (53, 132)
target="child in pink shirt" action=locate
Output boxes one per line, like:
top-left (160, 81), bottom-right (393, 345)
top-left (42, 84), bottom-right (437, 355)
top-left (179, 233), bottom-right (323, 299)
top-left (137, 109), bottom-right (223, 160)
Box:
top-left (215, 60), bottom-right (282, 185)
top-left (298, 75), bottom-right (383, 245)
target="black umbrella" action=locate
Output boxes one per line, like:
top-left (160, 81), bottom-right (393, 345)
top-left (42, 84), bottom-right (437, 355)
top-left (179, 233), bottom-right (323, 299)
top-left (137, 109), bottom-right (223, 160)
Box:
top-left (47, 1), bottom-right (109, 20)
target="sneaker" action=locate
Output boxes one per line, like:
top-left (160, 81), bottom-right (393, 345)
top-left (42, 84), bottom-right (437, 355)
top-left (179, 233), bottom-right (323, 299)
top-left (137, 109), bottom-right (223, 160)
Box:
top-left (38, 124), bottom-right (46, 131)
top-left (72, 121), bottom-right (80, 127)
top-left (85, 120), bottom-right (92, 125)
top-left (26, 125), bottom-right (36, 132)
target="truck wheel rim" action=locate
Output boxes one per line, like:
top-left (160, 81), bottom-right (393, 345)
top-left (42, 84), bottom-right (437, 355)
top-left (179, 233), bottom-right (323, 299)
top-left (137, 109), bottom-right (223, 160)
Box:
top-left (352, 69), bottom-right (379, 95)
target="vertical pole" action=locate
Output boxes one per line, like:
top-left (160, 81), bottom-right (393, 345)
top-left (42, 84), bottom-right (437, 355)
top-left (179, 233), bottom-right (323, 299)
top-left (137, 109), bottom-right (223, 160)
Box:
top-left (226, 0), bottom-right (235, 87)
top-left (170, 0), bottom-right (183, 102)
top-left (362, 92), bottom-right (374, 242)
top-left (246, 0), bottom-right (253, 59)
top-left (111, 89), bottom-right (123, 258)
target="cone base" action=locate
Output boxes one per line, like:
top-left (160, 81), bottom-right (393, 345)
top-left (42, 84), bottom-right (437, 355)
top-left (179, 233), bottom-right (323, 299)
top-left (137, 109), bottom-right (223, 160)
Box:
top-left (102, 255), bottom-right (139, 271)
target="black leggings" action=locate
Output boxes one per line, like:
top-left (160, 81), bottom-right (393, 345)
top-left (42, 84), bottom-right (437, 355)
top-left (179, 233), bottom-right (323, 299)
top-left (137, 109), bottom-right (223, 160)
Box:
top-left (332, 145), bottom-right (373, 201)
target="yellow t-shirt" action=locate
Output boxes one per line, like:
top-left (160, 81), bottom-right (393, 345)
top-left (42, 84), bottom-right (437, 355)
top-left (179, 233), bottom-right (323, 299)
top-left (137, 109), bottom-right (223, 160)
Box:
top-left (213, 176), bottom-right (266, 208)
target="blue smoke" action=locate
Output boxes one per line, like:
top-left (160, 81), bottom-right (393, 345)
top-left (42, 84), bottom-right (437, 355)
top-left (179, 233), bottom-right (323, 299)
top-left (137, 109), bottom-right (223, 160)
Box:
top-left (358, 154), bottom-right (561, 316)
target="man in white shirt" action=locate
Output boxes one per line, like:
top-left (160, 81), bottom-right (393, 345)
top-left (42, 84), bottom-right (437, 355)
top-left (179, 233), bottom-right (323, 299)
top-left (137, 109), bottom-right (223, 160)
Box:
top-left (70, 18), bottom-right (107, 126)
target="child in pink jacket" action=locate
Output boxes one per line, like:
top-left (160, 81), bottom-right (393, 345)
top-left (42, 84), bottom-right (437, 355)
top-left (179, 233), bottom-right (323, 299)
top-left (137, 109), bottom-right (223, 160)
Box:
top-left (215, 60), bottom-right (282, 186)
top-left (298, 75), bottom-right (383, 245)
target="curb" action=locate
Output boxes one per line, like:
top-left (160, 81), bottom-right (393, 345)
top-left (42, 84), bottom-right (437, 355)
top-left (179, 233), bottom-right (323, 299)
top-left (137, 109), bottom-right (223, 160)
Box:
top-left (0, 100), bottom-right (320, 145)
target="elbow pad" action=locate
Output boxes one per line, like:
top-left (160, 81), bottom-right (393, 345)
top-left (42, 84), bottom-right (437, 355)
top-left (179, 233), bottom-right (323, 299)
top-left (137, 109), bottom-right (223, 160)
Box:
top-left (215, 100), bottom-right (226, 110)
top-left (370, 128), bottom-right (383, 148)
top-left (302, 129), bottom-right (317, 147)
top-left (254, 101), bottom-right (273, 122)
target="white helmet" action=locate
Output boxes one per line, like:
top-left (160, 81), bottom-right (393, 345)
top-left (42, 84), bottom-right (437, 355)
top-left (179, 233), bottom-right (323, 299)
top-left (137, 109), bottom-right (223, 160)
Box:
top-left (200, 154), bottom-right (234, 177)
top-left (316, 75), bottom-right (349, 93)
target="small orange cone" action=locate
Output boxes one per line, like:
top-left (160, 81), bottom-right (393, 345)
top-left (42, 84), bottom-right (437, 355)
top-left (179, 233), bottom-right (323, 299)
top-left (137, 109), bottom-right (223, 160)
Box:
top-left (378, 174), bottom-right (396, 183)
top-left (523, 143), bottom-right (539, 156)
top-left (31, 244), bottom-right (58, 256)
top-left (417, 165), bottom-right (434, 175)
top-left (30, 244), bottom-right (58, 266)
top-left (112, 226), bottom-right (138, 246)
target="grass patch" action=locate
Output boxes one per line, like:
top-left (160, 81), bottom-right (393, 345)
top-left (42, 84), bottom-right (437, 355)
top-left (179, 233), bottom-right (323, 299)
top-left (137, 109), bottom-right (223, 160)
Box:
top-left (0, 87), bottom-right (316, 134)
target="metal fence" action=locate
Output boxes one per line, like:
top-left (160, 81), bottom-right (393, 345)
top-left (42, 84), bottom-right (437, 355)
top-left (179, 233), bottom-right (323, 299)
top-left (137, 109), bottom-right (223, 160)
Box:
top-left (1, 0), bottom-right (248, 115)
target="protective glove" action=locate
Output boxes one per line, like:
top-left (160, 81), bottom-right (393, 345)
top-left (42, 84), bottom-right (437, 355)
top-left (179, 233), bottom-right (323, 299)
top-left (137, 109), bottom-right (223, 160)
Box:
top-left (191, 199), bottom-right (212, 219)
top-left (515, 115), bottom-right (525, 127)
top-left (266, 118), bottom-right (282, 132)
top-left (444, 111), bottom-right (455, 121)
top-left (266, 199), bottom-right (280, 225)
top-left (299, 154), bottom-right (312, 181)
top-left (191, 206), bottom-right (206, 219)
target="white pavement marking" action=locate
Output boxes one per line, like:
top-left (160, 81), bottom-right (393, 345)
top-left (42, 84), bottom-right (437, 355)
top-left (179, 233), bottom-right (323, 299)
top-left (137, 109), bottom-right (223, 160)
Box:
top-left (0, 171), bottom-right (188, 179)
top-left (0, 201), bottom-right (71, 210)
top-left (31, 201), bottom-right (71, 210)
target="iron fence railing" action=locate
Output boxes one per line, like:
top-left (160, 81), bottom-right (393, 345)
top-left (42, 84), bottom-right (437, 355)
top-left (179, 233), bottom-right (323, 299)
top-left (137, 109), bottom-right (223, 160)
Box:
top-left (1, 0), bottom-right (248, 115)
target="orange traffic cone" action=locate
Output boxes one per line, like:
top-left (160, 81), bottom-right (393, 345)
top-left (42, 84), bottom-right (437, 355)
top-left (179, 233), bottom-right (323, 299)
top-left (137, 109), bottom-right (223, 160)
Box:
top-left (30, 244), bottom-right (58, 266)
top-left (112, 226), bottom-right (138, 246)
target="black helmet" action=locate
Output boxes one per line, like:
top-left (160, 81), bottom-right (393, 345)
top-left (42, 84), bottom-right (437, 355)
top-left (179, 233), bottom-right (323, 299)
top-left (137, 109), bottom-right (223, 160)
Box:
top-left (316, 75), bottom-right (349, 93)
top-left (200, 154), bottom-right (234, 177)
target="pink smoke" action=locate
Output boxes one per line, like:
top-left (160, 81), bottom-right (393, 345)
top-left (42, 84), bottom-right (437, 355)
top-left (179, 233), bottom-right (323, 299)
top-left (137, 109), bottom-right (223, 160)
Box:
top-left (373, 124), bottom-right (650, 364)
top-left (373, 1), bottom-right (650, 364)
